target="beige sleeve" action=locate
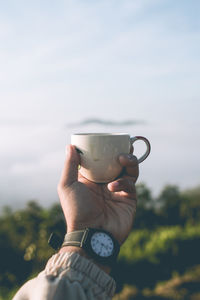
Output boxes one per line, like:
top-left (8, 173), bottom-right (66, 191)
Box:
top-left (13, 252), bottom-right (116, 300)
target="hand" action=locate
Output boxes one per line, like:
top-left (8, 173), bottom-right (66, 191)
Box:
top-left (57, 145), bottom-right (139, 245)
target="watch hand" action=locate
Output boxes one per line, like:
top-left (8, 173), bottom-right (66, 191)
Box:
top-left (102, 244), bottom-right (109, 250)
top-left (100, 244), bottom-right (103, 253)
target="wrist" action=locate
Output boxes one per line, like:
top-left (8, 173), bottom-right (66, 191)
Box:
top-left (59, 246), bottom-right (111, 274)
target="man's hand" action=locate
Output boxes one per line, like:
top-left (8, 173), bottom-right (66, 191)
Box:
top-left (57, 145), bottom-right (139, 245)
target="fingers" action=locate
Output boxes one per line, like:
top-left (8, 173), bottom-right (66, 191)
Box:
top-left (58, 145), bottom-right (80, 189)
top-left (118, 154), bottom-right (139, 179)
top-left (108, 177), bottom-right (136, 194)
top-left (107, 153), bottom-right (139, 195)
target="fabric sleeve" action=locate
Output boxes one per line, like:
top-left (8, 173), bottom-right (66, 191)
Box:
top-left (12, 252), bottom-right (116, 300)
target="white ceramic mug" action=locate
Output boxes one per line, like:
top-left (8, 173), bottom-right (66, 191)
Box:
top-left (71, 133), bottom-right (151, 183)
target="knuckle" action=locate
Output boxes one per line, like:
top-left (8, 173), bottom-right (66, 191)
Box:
top-left (116, 179), bottom-right (125, 190)
top-left (120, 178), bottom-right (132, 192)
top-left (130, 155), bottom-right (138, 165)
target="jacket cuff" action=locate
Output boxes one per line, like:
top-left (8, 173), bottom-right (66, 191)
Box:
top-left (44, 251), bottom-right (116, 298)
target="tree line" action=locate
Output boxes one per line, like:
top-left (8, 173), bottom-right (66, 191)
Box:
top-left (0, 183), bottom-right (200, 299)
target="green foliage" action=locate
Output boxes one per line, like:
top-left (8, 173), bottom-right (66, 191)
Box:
top-left (0, 201), bottom-right (66, 298)
top-left (120, 224), bottom-right (200, 264)
top-left (156, 185), bottom-right (185, 225)
top-left (0, 183), bottom-right (200, 298)
top-left (112, 224), bottom-right (200, 290)
top-left (114, 265), bottom-right (200, 300)
top-left (181, 186), bottom-right (200, 224)
top-left (134, 183), bottom-right (160, 229)
top-left (134, 183), bottom-right (200, 228)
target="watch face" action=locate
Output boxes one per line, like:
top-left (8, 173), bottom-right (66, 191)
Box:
top-left (91, 232), bottom-right (114, 257)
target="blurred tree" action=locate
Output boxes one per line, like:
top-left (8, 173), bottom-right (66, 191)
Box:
top-left (136, 183), bottom-right (154, 209)
top-left (134, 183), bottom-right (159, 229)
top-left (1, 184), bottom-right (200, 298)
top-left (157, 185), bottom-right (184, 226)
top-left (0, 200), bottom-right (64, 291)
top-left (181, 186), bottom-right (200, 225)
top-left (47, 203), bottom-right (66, 236)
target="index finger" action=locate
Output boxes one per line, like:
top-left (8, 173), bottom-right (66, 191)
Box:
top-left (58, 145), bottom-right (80, 189)
top-left (118, 154), bottom-right (139, 179)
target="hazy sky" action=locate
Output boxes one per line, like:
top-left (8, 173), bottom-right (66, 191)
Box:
top-left (0, 0), bottom-right (200, 208)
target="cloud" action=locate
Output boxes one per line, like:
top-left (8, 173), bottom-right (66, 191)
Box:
top-left (67, 118), bottom-right (145, 128)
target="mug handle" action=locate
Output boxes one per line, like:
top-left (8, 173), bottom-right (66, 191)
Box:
top-left (130, 136), bottom-right (151, 164)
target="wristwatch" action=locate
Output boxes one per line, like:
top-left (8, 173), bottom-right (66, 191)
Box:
top-left (61, 228), bottom-right (120, 265)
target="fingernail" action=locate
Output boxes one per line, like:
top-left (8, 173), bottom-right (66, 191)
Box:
top-left (108, 182), bottom-right (119, 190)
top-left (112, 182), bottom-right (119, 188)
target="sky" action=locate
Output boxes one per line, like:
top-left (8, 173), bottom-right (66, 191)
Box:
top-left (0, 0), bottom-right (200, 209)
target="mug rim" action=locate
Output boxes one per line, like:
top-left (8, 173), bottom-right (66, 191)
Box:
top-left (71, 133), bottom-right (130, 136)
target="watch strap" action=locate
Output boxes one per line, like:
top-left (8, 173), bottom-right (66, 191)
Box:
top-left (62, 229), bottom-right (88, 248)
top-left (48, 232), bottom-right (63, 250)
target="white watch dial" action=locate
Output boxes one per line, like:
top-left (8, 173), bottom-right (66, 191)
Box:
top-left (91, 232), bottom-right (114, 257)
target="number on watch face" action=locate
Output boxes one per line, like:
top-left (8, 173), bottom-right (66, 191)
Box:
top-left (91, 232), bottom-right (114, 257)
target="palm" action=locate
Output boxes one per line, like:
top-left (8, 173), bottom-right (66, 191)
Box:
top-left (65, 174), bottom-right (137, 245)
top-left (59, 146), bottom-right (138, 245)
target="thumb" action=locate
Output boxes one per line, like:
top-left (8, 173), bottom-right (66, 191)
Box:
top-left (58, 144), bottom-right (80, 188)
